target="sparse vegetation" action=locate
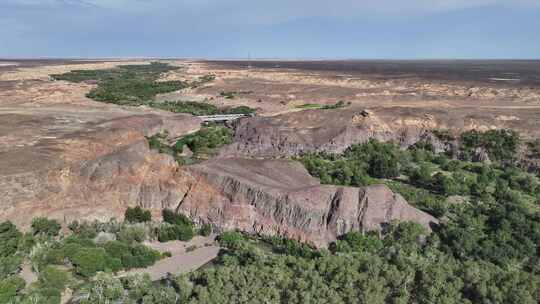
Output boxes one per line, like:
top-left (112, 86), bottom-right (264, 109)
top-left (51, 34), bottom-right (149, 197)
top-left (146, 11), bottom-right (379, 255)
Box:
top-left (296, 100), bottom-right (351, 110)
top-left (219, 90), bottom-right (253, 99)
top-left (146, 124), bottom-right (233, 164)
top-left (148, 100), bottom-right (220, 115)
top-left (295, 103), bottom-right (323, 109)
top-left (146, 100), bottom-right (256, 116)
top-left (322, 100), bottom-right (350, 109)
top-left (175, 125), bottom-right (233, 156)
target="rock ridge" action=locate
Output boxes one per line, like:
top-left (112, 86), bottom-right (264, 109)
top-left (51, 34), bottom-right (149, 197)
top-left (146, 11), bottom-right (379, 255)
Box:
top-left (176, 158), bottom-right (437, 247)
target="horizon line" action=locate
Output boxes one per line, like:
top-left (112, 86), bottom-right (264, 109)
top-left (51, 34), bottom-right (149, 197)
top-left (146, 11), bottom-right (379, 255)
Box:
top-left (1, 57), bottom-right (540, 62)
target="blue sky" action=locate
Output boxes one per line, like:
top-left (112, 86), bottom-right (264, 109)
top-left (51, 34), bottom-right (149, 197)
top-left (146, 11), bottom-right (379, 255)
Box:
top-left (1, 0), bottom-right (539, 59)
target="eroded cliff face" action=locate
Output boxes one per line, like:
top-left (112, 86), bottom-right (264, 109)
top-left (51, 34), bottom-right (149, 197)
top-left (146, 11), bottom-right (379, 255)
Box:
top-left (0, 110), bottom-right (201, 226)
top-left (175, 159), bottom-right (437, 247)
top-left (221, 106), bottom-right (540, 157)
top-left (0, 60), bottom-right (452, 245)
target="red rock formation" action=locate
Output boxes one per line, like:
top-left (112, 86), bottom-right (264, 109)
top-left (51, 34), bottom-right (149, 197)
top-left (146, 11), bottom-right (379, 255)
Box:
top-left (177, 158), bottom-right (438, 247)
top-left (0, 111), bottom-right (200, 226)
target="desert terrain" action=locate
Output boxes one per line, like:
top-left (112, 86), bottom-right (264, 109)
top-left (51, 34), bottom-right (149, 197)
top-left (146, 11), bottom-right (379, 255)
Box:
top-left (1, 59), bottom-right (539, 235)
top-left (1, 59), bottom-right (539, 303)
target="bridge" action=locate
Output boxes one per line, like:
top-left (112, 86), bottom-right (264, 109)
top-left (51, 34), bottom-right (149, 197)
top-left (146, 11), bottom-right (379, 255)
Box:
top-left (197, 114), bottom-right (251, 122)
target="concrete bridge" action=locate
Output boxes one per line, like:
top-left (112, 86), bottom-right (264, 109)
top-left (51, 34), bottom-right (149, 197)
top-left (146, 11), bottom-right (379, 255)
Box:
top-left (197, 113), bottom-right (251, 122)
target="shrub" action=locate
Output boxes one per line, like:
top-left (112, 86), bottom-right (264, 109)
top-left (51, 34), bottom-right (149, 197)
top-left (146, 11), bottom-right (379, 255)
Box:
top-left (460, 129), bottom-right (520, 162)
top-left (0, 256), bottom-right (22, 280)
top-left (218, 231), bottom-right (245, 249)
top-left (102, 241), bottom-right (130, 260)
top-left (93, 232), bottom-right (116, 245)
top-left (344, 139), bottom-right (401, 179)
top-left (68, 221), bottom-right (98, 239)
top-left (18, 233), bottom-right (36, 255)
top-left (157, 224), bottom-right (194, 242)
top-left (199, 224), bottom-right (212, 237)
top-left (410, 163), bottom-right (434, 187)
top-left (25, 287), bottom-right (62, 304)
top-left (332, 231), bottom-right (383, 254)
top-left (174, 126), bottom-right (233, 156)
top-left (31, 217), bottom-right (61, 237)
top-left (70, 247), bottom-right (122, 278)
top-left (266, 236), bottom-right (319, 258)
top-left (117, 225), bottom-right (148, 244)
top-left (123, 273), bottom-right (153, 301)
top-left (147, 101), bottom-right (219, 115)
top-left (157, 225), bottom-right (177, 243)
top-left (175, 225), bottom-right (194, 241)
top-left (142, 286), bottom-right (178, 304)
top-left (385, 180), bottom-right (447, 217)
top-left (121, 244), bottom-right (161, 269)
top-left (220, 91), bottom-right (236, 99)
top-left (0, 221), bottom-right (22, 258)
top-left (321, 100), bottom-right (350, 109)
top-left (124, 206), bottom-right (152, 223)
top-left (80, 272), bottom-right (124, 304)
top-left (0, 276), bottom-right (25, 303)
top-left (223, 105), bottom-right (256, 115)
top-left (162, 209), bottom-right (192, 227)
top-left (38, 265), bottom-right (69, 290)
top-left (101, 241), bottom-right (160, 270)
top-left (384, 221), bottom-right (429, 249)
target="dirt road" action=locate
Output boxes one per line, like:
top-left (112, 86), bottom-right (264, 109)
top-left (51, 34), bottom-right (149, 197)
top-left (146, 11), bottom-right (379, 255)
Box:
top-left (119, 235), bottom-right (220, 280)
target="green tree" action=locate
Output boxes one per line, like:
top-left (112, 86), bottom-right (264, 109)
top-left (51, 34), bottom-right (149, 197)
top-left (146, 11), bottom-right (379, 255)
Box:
top-left (0, 221), bottom-right (22, 258)
top-left (162, 209), bottom-right (192, 227)
top-left (80, 272), bottom-right (124, 304)
top-left (411, 163), bottom-right (434, 187)
top-left (199, 224), bottom-right (212, 237)
top-left (124, 206), bottom-right (152, 223)
top-left (71, 247), bottom-right (121, 278)
top-left (38, 265), bottom-right (69, 291)
top-left (332, 231), bottom-right (383, 253)
top-left (0, 276), bottom-right (25, 303)
top-left (31, 217), bottom-right (61, 237)
top-left (142, 286), bottom-right (177, 304)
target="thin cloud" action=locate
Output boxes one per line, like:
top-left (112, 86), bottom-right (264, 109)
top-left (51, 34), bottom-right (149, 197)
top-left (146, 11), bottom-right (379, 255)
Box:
top-left (1, 0), bottom-right (539, 58)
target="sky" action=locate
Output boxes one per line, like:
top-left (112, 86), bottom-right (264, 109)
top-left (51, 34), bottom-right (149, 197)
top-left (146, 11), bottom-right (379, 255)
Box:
top-left (1, 0), bottom-right (539, 59)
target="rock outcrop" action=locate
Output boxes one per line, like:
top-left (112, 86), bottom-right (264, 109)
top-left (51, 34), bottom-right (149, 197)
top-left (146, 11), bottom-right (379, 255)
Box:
top-left (0, 109), bottom-right (201, 226)
top-left (176, 158), bottom-right (438, 247)
top-left (220, 107), bottom-right (446, 157)
top-left (220, 106), bottom-right (540, 158)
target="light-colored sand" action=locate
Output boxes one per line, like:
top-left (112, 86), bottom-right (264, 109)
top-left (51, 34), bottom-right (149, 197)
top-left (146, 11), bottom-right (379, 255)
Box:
top-left (20, 262), bottom-right (37, 286)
